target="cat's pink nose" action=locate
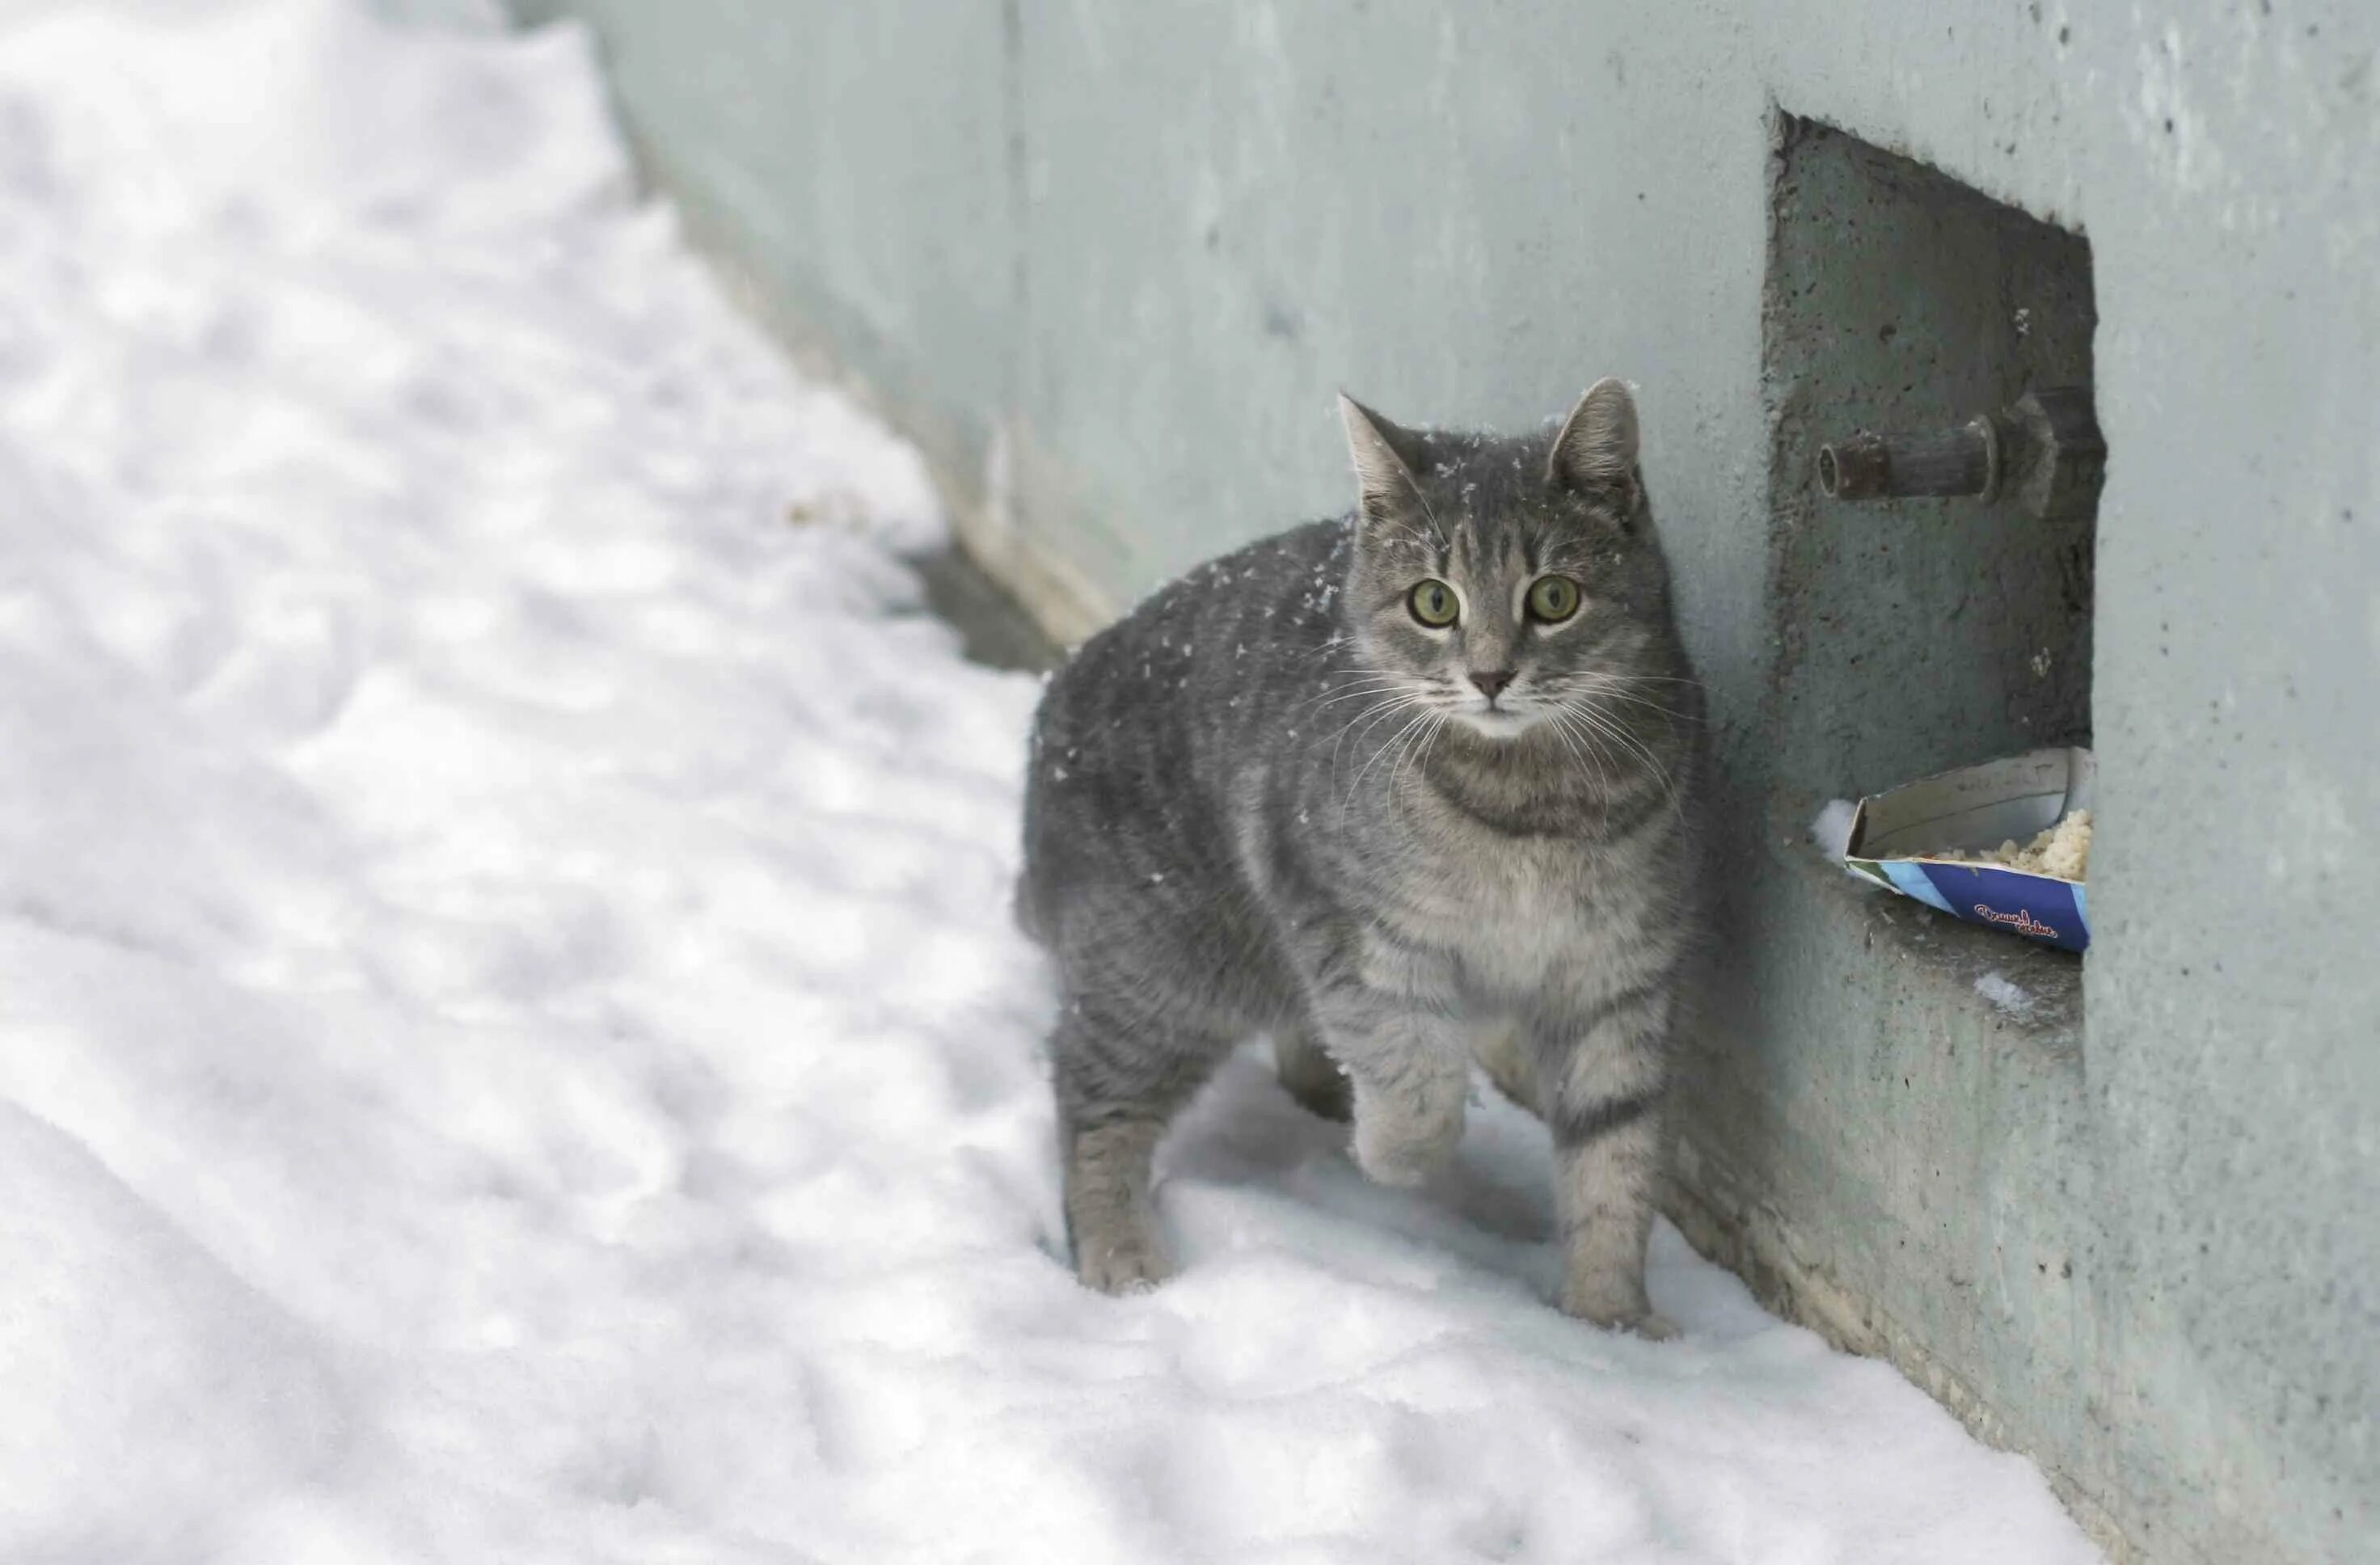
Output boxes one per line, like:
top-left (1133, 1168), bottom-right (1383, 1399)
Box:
top-left (1470, 669), bottom-right (1516, 702)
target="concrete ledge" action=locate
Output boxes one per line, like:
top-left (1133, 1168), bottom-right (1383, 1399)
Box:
top-left (1669, 800), bottom-right (2119, 1552)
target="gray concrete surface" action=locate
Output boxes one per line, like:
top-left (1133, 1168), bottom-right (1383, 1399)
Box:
top-left (504, 3), bottom-right (2379, 1560)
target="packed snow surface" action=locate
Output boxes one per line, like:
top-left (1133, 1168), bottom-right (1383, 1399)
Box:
top-left (0, 3), bottom-right (2105, 1561)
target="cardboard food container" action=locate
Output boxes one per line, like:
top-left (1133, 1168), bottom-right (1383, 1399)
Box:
top-left (1843, 746), bottom-right (2094, 953)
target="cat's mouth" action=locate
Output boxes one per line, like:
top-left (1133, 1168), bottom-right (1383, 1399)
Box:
top-left (1458, 706), bottom-right (1541, 740)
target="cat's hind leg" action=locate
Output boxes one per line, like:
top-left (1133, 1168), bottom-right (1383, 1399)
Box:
top-left (1052, 993), bottom-right (1232, 1295)
top-left (1062, 1116), bottom-right (1173, 1293)
top-left (1471, 1015), bottom-right (1540, 1116)
top-left (1272, 1023), bottom-right (1352, 1122)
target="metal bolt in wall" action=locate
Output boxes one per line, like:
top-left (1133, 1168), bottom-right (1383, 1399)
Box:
top-left (1817, 387), bottom-right (2106, 522)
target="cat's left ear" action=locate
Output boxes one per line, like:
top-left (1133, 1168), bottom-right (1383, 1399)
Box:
top-left (1548, 377), bottom-right (1644, 521)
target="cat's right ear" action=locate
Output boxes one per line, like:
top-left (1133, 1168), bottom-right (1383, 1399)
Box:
top-left (1337, 392), bottom-right (1428, 529)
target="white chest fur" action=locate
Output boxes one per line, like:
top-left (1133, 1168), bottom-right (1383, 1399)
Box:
top-left (1379, 799), bottom-right (1644, 1001)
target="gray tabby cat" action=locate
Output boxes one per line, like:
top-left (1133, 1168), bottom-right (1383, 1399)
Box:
top-left (1016, 378), bottom-right (1705, 1335)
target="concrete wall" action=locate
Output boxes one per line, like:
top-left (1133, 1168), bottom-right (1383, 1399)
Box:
top-left (505, 3), bottom-right (2380, 1560)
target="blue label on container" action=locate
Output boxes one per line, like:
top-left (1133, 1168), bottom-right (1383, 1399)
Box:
top-left (1911, 863), bottom-right (2090, 952)
top-left (1875, 859), bottom-right (1957, 915)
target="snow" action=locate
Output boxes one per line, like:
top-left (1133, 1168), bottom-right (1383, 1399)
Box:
top-left (1808, 797), bottom-right (1861, 863)
top-left (0, 2), bottom-right (2104, 1561)
top-left (1975, 971), bottom-right (2042, 1021)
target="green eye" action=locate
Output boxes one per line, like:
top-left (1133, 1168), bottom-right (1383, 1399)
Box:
top-left (1527, 575), bottom-right (1582, 622)
top-left (1407, 579), bottom-right (1459, 627)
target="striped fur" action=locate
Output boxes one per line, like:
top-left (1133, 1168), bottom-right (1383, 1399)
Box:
top-left (1018, 382), bottom-right (1707, 1332)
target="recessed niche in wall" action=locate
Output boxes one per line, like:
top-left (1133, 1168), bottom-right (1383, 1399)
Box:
top-left (1764, 116), bottom-right (2097, 800)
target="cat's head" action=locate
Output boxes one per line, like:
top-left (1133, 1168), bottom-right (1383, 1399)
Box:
top-left (1335, 379), bottom-right (1679, 743)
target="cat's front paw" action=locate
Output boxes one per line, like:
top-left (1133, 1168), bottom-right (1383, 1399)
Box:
top-left (1610, 1309), bottom-right (1680, 1342)
top-left (1352, 1100), bottom-right (1463, 1187)
top-left (1074, 1234), bottom-right (1176, 1296)
top-left (1560, 1284), bottom-right (1679, 1340)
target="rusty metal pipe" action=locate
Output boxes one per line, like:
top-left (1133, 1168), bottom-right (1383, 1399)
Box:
top-left (1817, 416), bottom-right (2001, 502)
top-left (1815, 387), bottom-right (2105, 522)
